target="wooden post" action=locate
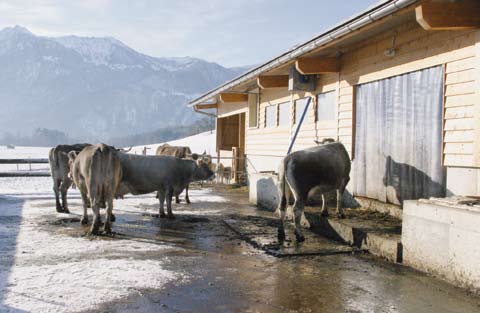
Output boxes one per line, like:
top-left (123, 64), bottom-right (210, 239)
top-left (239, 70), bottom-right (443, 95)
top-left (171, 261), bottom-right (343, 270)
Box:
top-left (232, 147), bottom-right (238, 183)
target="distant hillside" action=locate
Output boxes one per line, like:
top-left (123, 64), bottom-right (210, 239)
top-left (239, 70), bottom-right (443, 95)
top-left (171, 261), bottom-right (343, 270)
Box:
top-left (0, 25), bottom-right (248, 141)
top-left (0, 117), bottom-right (215, 148)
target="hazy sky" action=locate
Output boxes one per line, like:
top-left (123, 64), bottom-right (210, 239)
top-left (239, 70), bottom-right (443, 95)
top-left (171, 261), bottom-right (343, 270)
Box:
top-left (0, 0), bottom-right (379, 67)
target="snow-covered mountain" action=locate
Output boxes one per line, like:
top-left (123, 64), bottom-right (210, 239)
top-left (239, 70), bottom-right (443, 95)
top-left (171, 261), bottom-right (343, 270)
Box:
top-left (0, 25), bottom-right (247, 140)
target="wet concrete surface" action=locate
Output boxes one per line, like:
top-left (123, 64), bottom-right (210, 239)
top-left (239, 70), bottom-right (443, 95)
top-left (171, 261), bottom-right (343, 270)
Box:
top-left (2, 182), bottom-right (480, 313)
top-left (89, 186), bottom-right (480, 313)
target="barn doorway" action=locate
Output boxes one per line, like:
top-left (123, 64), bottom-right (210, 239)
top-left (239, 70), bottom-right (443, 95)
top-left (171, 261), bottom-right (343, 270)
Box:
top-left (216, 113), bottom-right (246, 183)
top-left (352, 66), bottom-right (445, 205)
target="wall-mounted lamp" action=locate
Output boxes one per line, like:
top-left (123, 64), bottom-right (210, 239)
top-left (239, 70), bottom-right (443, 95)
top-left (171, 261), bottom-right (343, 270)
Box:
top-left (384, 31), bottom-right (397, 57)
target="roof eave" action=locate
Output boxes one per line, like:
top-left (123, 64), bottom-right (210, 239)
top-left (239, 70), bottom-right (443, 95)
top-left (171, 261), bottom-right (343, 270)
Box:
top-left (189, 0), bottom-right (419, 107)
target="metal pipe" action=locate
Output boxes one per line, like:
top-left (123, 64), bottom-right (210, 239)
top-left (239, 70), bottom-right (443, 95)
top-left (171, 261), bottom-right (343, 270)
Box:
top-left (287, 97), bottom-right (312, 154)
top-left (189, 0), bottom-right (418, 107)
top-left (193, 105), bottom-right (217, 118)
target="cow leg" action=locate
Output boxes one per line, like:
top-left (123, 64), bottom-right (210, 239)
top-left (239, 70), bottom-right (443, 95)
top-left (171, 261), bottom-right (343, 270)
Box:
top-left (103, 198), bottom-right (114, 234)
top-left (166, 187), bottom-right (174, 219)
top-left (89, 197), bottom-right (101, 235)
top-left (175, 193), bottom-right (181, 204)
top-left (80, 192), bottom-right (89, 225)
top-left (60, 180), bottom-right (71, 214)
top-left (277, 191), bottom-right (287, 243)
top-left (321, 194), bottom-right (329, 217)
top-left (285, 176), bottom-right (306, 243)
top-left (158, 189), bottom-right (166, 218)
top-left (185, 185), bottom-right (190, 204)
top-left (53, 179), bottom-right (63, 213)
top-left (336, 189), bottom-right (345, 218)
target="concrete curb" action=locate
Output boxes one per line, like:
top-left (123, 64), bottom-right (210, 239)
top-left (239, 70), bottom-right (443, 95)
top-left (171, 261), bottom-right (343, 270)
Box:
top-left (304, 208), bottom-right (402, 263)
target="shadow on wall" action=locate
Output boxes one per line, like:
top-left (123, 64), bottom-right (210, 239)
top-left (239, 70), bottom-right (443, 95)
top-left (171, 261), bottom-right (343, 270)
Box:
top-left (382, 155), bottom-right (447, 203)
top-left (256, 177), bottom-right (359, 211)
top-left (0, 196), bottom-right (28, 312)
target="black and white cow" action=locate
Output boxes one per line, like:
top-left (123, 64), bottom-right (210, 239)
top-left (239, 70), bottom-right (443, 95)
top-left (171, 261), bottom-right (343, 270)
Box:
top-left (276, 140), bottom-right (351, 242)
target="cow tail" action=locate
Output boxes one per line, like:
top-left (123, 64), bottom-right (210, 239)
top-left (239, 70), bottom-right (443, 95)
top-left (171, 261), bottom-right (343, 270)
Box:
top-left (51, 148), bottom-right (60, 168)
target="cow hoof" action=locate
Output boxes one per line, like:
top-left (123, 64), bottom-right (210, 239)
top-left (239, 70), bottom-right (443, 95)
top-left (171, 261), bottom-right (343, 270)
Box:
top-left (103, 224), bottom-right (112, 235)
top-left (80, 217), bottom-right (89, 225)
top-left (89, 228), bottom-right (100, 236)
top-left (294, 230), bottom-right (305, 243)
top-left (277, 230), bottom-right (286, 243)
top-left (109, 214), bottom-right (116, 222)
top-left (321, 210), bottom-right (329, 217)
top-left (186, 198), bottom-right (191, 204)
top-left (274, 209), bottom-right (281, 218)
top-left (175, 199), bottom-right (181, 204)
top-left (167, 214), bottom-right (175, 219)
top-left (300, 217), bottom-right (311, 229)
top-left (63, 208), bottom-right (70, 214)
top-left (56, 207), bottom-right (63, 213)
top-left (159, 213), bottom-right (167, 218)
top-left (337, 212), bottom-right (346, 219)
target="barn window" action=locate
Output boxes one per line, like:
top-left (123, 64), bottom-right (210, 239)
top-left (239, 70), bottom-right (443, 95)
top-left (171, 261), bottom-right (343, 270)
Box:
top-left (294, 98), bottom-right (309, 124)
top-left (265, 105), bottom-right (276, 128)
top-left (277, 101), bottom-right (290, 127)
top-left (317, 91), bottom-right (336, 121)
top-left (248, 93), bottom-right (259, 128)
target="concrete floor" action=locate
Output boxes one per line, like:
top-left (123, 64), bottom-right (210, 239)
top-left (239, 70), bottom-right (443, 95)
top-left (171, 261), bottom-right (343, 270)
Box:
top-left (1, 179), bottom-right (480, 313)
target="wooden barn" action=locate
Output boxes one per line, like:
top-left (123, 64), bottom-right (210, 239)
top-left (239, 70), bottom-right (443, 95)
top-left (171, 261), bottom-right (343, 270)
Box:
top-left (190, 0), bottom-right (480, 208)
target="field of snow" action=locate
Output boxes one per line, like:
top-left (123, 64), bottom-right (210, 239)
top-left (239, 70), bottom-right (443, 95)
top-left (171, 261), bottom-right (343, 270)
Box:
top-left (129, 130), bottom-right (216, 155)
top-left (0, 146), bottom-right (51, 172)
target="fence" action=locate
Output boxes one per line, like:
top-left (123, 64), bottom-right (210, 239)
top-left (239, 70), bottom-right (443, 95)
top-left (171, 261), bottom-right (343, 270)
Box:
top-left (0, 158), bottom-right (50, 177)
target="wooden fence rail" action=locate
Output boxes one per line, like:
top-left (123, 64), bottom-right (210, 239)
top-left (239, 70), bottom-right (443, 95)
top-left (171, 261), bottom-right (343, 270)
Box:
top-left (0, 158), bottom-right (49, 164)
top-left (0, 158), bottom-right (50, 177)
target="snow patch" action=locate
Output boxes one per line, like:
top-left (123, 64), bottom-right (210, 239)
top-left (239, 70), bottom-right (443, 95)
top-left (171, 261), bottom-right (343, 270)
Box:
top-left (130, 130), bottom-right (216, 156)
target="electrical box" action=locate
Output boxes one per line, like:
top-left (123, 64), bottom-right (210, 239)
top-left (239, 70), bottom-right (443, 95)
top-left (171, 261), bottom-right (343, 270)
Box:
top-left (288, 66), bottom-right (316, 92)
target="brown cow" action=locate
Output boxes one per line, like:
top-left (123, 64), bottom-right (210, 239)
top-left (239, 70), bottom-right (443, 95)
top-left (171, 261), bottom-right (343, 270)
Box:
top-left (68, 144), bottom-right (122, 235)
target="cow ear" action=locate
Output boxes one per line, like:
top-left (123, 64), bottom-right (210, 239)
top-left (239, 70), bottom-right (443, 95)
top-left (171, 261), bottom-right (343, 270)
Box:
top-left (191, 153), bottom-right (199, 160)
top-left (202, 150), bottom-right (206, 155)
top-left (68, 151), bottom-right (77, 163)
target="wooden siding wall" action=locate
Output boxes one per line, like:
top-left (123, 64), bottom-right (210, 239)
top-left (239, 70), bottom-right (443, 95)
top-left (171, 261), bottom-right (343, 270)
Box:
top-left (246, 89), bottom-right (291, 157)
top-left (243, 20), bottom-right (479, 174)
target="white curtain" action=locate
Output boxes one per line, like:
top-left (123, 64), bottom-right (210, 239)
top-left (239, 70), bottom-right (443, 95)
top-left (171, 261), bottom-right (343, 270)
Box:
top-left (353, 66), bottom-right (445, 204)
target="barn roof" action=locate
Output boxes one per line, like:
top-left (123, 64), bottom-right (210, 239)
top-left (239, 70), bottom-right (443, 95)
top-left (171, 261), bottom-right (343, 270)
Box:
top-left (189, 0), bottom-right (420, 107)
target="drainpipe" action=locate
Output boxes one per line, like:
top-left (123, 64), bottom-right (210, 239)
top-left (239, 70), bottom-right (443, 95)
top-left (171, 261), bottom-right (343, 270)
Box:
top-left (287, 96), bottom-right (312, 154)
top-left (193, 105), bottom-right (217, 118)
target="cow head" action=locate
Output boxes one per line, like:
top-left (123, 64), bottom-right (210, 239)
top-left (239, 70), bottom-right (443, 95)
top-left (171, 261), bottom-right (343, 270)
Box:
top-left (193, 154), bottom-right (215, 181)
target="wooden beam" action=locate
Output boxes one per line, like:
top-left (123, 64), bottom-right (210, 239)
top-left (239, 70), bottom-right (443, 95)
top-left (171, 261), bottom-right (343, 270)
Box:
top-left (416, 1), bottom-right (480, 31)
top-left (257, 75), bottom-right (289, 89)
top-left (295, 57), bottom-right (339, 75)
top-left (219, 93), bottom-right (248, 102)
top-left (195, 102), bottom-right (217, 110)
